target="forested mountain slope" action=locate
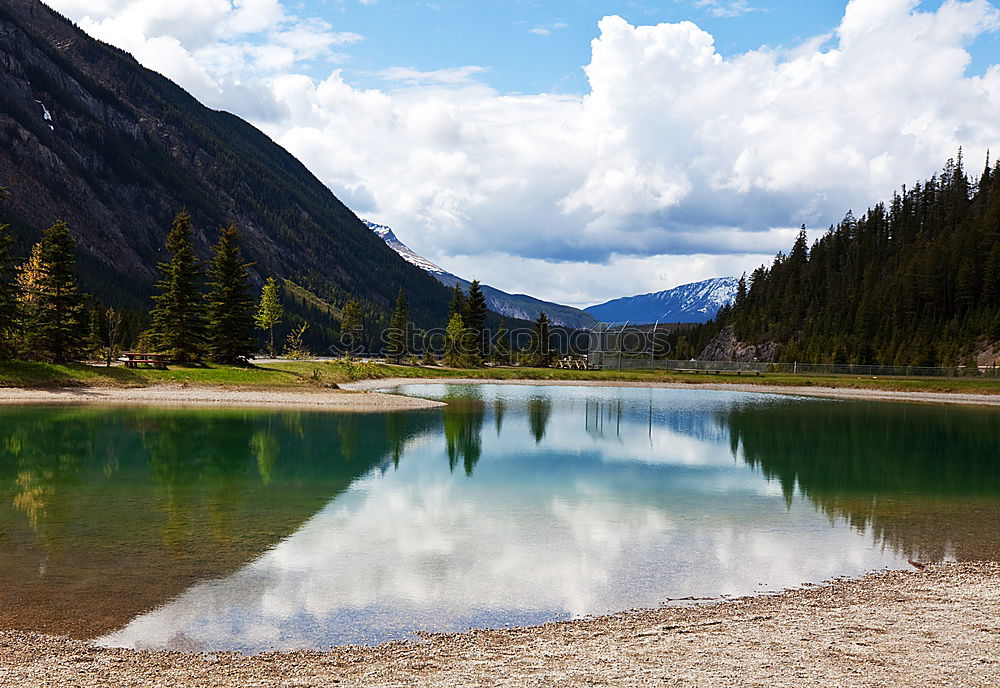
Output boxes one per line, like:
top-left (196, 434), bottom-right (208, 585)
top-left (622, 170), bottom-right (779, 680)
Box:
top-left (0, 0), bottom-right (450, 327)
top-left (677, 154), bottom-right (1000, 366)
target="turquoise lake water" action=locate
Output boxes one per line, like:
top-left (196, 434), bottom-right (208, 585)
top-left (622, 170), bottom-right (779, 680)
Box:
top-left (1, 384), bottom-right (997, 653)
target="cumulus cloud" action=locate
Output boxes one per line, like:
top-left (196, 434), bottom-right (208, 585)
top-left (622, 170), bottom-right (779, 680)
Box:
top-left (47, 0), bottom-right (357, 119)
top-left (49, 0), bottom-right (1000, 306)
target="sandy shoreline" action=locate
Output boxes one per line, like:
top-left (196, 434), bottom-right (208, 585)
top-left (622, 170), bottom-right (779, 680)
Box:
top-left (1, 377), bottom-right (998, 410)
top-left (0, 562), bottom-right (995, 687)
top-left (346, 376), bottom-right (1000, 406)
top-left (0, 384), bottom-right (444, 411)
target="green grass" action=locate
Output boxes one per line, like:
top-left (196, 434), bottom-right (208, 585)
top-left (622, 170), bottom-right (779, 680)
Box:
top-left (0, 360), bottom-right (396, 389)
top-left (2, 359), bottom-right (1000, 396)
top-left (373, 364), bottom-right (1000, 395)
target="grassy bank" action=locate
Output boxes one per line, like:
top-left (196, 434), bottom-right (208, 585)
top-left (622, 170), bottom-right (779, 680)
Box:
top-left (3, 359), bottom-right (1000, 395)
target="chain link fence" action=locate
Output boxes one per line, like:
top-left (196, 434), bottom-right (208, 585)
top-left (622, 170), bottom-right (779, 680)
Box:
top-left (587, 353), bottom-right (1000, 378)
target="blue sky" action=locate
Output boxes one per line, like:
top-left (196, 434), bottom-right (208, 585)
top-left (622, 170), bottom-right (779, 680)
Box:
top-left (309, 1), bottom-right (1000, 93)
top-left (50, 0), bottom-right (1000, 306)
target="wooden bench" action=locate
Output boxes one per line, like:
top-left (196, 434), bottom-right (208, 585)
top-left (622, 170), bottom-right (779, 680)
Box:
top-left (123, 352), bottom-right (171, 370)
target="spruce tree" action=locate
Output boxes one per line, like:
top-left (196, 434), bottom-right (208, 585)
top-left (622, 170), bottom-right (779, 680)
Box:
top-left (465, 279), bottom-right (488, 360)
top-left (491, 320), bottom-right (510, 366)
top-left (23, 221), bottom-right (86, 363)
top-left (530, 312), bottom-right (551, 367)
top-left (206, 224), bottom-right (256, 363)
top-left (386, 289), bottom-right (409, 362)
top-left (255, 277), bottom-right (284, 357)
top-left (339, 297), bottom-right (363, 356)
top-left (0, 218), bottom-right (18, 360)
top-left (87, 305), bottom-right (106, 360)
top-left (449, 284), bottom-right (467, 321)
top-left (151, 212), bottom-right (205, 361)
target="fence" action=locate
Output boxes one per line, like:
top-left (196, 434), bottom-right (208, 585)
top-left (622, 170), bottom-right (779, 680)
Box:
top-left (586, 353), bottom-right (1000, 378)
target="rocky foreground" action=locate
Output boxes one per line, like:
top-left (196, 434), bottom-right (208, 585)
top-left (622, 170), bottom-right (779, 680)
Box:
top-left (0, 563), bottom-right (996, 687)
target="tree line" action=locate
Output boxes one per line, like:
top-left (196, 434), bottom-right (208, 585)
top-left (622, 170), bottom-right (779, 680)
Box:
top-left (0, 203), bottom-right (286, 364)
top-left (0, 197), bottom-right (561, 367)
top-left (379, 280), bottom-right (555, 367)
top-left (665, 152), bottom-right (1000, 367)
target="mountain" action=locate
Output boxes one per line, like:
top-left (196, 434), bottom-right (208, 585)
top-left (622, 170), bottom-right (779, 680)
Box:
top-left (365, 220), bottom-right (598, 329)
top-left (584, 277), bottom-right (739, 325)
top-left (0, 0), bottom-right (450, 328)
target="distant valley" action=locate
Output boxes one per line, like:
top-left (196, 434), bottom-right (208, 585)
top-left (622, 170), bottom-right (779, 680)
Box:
top-left (366, 221), bottom-right (598, 329)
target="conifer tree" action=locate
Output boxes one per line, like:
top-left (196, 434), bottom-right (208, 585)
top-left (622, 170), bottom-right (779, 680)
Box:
top-left (255, 277), bottom-right (284, 357)
top-left (465, 279), bottom-right (488, 360)
top-left (87, 306), bottom-right (106, 360)
top-left (339, 297), bottom-right (363, 356)
top-left (530, 312), bottom-right (551, 367)
top-left (21, 221), bottom-right (86, 363)
top-left (0, 216), bottom-right (18, 360)
top-left (386, 288), bottom-right (409, 362)
top-left (449, 284), bottom-right (466, 321)
top-left (151, 212), bottom-right (205, 361)
top-left (491, 320), bottom-right (510, 366)
top-left (206, 224), bottom-right (256, 363)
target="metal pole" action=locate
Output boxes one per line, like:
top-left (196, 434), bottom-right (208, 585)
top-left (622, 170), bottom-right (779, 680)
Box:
top-left (650, 320), bottom-right (658, 368)
top-left (618, 322), bottom-right (628, 371)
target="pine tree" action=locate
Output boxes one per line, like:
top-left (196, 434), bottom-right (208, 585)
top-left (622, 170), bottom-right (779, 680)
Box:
top-left (150, 212), bottom-right (205, 361)
top-left (530, 312), bottom-right (551, 367)
top-left (87, 306), bottom-right (106, 360)
top-left (449, 284), bottom-right (467, 321)
top-left (21, 221), bottom-right (86, 363)
top-left (206, 224), bottom-right (256, 363)
top-left (255, 277), bottom-right (284, 357)
top-left (491, 320), bottom-right (511, 366)
top-left (386, 289), bottom-right (409, 362)
top-left (465, 279), bottom-right (488, 360)
top-left (0, 217), bottom-right (19, 360)
top-left (339, 297), bottom-right (363, 356)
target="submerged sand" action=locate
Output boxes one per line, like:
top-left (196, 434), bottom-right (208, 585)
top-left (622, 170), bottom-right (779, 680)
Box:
top-left (0, 563), bottom-right (996, 687)
top-left (0, 385), bottom-right (444, 411)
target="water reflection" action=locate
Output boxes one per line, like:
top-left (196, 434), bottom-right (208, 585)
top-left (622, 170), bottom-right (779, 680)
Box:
top-left (1, 386), bottom-right (998, 653)
top-left (0, 407), bottom-right (436, 637)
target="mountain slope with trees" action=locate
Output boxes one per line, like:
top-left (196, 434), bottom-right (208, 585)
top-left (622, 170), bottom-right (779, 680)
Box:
top-left (0, 0), bottom-right (450, 329)
top-left (681, 153), bottom-right (1000, 367)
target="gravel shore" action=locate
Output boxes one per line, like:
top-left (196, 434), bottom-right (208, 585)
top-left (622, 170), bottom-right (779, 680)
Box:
top-left (345, 376), bottom-right (1000, 407)
top-left (0, 385), bottom-right (444, 411)
top-left (0, 563), bottom-right (996, 687)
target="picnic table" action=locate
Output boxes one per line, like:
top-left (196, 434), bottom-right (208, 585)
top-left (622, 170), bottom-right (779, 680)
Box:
top-left (122, 352), bottom-right (171, 370)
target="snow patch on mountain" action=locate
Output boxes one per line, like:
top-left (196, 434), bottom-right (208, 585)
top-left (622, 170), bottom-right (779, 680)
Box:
top-left (584, 277), bottom-right (739, 324)
top-left (35, 100), bottom-right (53, 130)
top-left (364, 220), bottom-right (448, 276)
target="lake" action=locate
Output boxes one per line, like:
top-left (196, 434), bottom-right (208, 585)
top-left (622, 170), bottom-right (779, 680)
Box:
top-left (0, 384), bottom-right (997, 653)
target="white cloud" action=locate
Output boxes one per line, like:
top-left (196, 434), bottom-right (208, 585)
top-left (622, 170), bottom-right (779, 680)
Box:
top-left (694, 0), bottom-right (759, 18)
top-left (378, 65), bottom-right (489, 85)
top-left (50, 0), bottom-right (1000, 306)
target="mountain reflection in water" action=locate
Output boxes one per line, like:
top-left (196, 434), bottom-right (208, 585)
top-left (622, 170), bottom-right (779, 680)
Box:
top-left (0, 385), bottom-right (996, 652)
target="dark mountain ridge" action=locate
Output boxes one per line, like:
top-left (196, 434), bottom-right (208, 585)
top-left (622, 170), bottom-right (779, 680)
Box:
top-left (0, 0), bottom-right (450, 327)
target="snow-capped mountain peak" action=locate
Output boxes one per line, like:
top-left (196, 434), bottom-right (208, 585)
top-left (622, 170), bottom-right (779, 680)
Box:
top-left (364, 219), bottom-right (598, 329)
top-left (363, 220), bottom-right (448, 276)
top-left (584, 277), bottom-right (739, 324)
